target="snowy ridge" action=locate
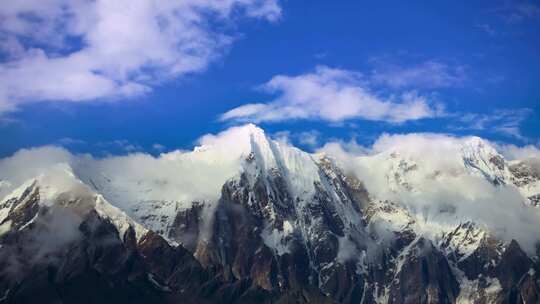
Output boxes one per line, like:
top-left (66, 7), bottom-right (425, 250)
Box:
top-left (439, 222), bottom-right (490, 262)
top-left (236, 126), bottom-right (370, 260)
top-left (509, 159), bottom-right (540, 206)
top-left (365, 200), bottom-right (415, 241)
top-left (461, 137), bottom-right (513, 185)
top-left (0, 124), bottom-right (539, 302)
top-left (0, 163), bottom-right (147, 241)
top-left (460, 137), bottom-right (540, 206)
top-left (0, 179), bottom-right (37, 224)
top-left (352, 135), bottom-right (540, 257)
top-left (2, 125), bottom-right (538, 254)
top-left (242, 123), bottom-right (322, 201)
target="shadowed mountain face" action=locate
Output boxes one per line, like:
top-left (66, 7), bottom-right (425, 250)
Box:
top-left (1, 125), bottom-right (540, 304)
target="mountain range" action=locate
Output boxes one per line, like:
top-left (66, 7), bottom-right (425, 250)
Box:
top-left (0, 124), bottom-right (539, 304)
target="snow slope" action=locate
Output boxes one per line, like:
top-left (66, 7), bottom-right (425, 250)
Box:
top-left (0, 125), bottom-right (539, 303)
top-left (0, 163), bottom-right (147, 241)
top-left (0, 125), bottom-right (539, 256)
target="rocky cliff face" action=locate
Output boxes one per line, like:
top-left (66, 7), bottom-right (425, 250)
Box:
top-left (0, 125), bottom-right (539, 304)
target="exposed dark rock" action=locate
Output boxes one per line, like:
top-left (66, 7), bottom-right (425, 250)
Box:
top-left (0, 209), bottom-right (165, 304)
top-left (441, 222), bottom-right (503, 281)
top-left (0, 181), bottom-right (40, 234)
top-left (388, 238), bottom-right (460, 304)
top-left (168, 201), bottom-right (204, 251)
top-left (319, 261), bottom-right (365, 304)
top-left (2, 155), bottom-right (540, 304)
top-left (494, 240), bottom-right (532, 302)
top-left (517, 271), bottom-right (540, 303)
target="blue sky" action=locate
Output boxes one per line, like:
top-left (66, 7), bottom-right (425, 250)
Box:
top-left (0, 0), bottom-right (539, 157)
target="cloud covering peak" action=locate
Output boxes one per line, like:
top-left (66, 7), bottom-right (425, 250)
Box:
top-left (318, 132), bottom-right (540, 253)
top-left (1, 125), bottom-right (539, 253)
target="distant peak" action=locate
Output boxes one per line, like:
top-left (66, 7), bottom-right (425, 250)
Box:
top-left (461, 136), bottom-right (500, 159)
top-left (225, 124), bottom-right (273, 157)
top-left (193, 123), bottom-right (269, 154)
top-left (242, 123), bottom-right (265, 134)
top-left (460, 136), bottom-right (509, 185)
top-left (242, 123), bottom-right (268, 141)
top-left (233, 124), bottom-right (272, 150)
top-left (463, 136), bottom-right (489, 149)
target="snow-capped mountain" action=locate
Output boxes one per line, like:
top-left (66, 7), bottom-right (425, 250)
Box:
top-left (0, 124), bottom-right (539, 304)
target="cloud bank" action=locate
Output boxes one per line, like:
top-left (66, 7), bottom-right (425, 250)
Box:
top-left (497, 143), bottom-right (540, 160)
top-left (318, 132), bottom-right (540, 253)
top-left (221, 66), bottom-right (441, 123)
top-left (0, 125), bottom-right (269, 212)
top-left (0, 0), bottom-right (281, 113)
top-left (1, 126), bottom-right (539, 253)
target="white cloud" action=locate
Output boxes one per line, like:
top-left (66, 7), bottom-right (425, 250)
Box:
top-left (319, 132), bottom-right (540, 253)
top-left (0, 146), bottom-right (74, 192)
top-left (298, 130), bottom-right (320, 147)
top-left (0, 0), bottom-right (281, 113)
top-left (272, 130), bottom-right (320, 148)
top-left (495, 143), bottom-right (540, 160)
top-left (317, 138), bottom-right (369, 160)
top-left (221, 66), bottom-right (440, 123)
top-left (0, 126), bottom-right (257, 213)
top-left (152, 143), bottom-right (166, 152)
top-left (370, 60), bottom-right (467, 89)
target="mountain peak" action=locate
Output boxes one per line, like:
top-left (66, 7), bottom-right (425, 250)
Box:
top-left (461, 136), bottom-right (499, 156)
top-left (1, 128), bottom-right (539, 303)
top-left (460, 136), bottom-right (509, 184)
top-left (236, 123), bottom-right (271, 153)
top-left (242, 123), bottom-right (266, 135)
top-left (193, 123), bottom-right (269, 155)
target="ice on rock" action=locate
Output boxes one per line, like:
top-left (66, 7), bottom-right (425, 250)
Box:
top-left (461, 137), bottom-right (512, 185)
top-left (0, 163), bottom-right (147, 241)
top-left (241, 123), bottom-right (322, 199)
top-left (0, 124), bottom-right (539, 260)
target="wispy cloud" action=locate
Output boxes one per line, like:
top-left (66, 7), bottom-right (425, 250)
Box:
top-left (507, 2), bottom-right (540, 22)
top-left (454, 108), bottom-right (532, 140)
top-left (57, 137), bottom-right (145, 155)
top-left (272, 130), bottom-right (321, 148)
top-left (0, 0), bottom-right (281, 114)
top-left (492, 1), bottom-right (540, 23)
top-left (221, 66), bottom-right (441, 124)
top-left (370, 60), bottom-right (467, 89)
top-left (477, 23), bottom-right (498, 36)
top-left (152, 143), bottom-right (166, 152)
top-left (57, 137), bottom-right (87, 147)
top-left (100, 140), bottom-right (142, 153)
